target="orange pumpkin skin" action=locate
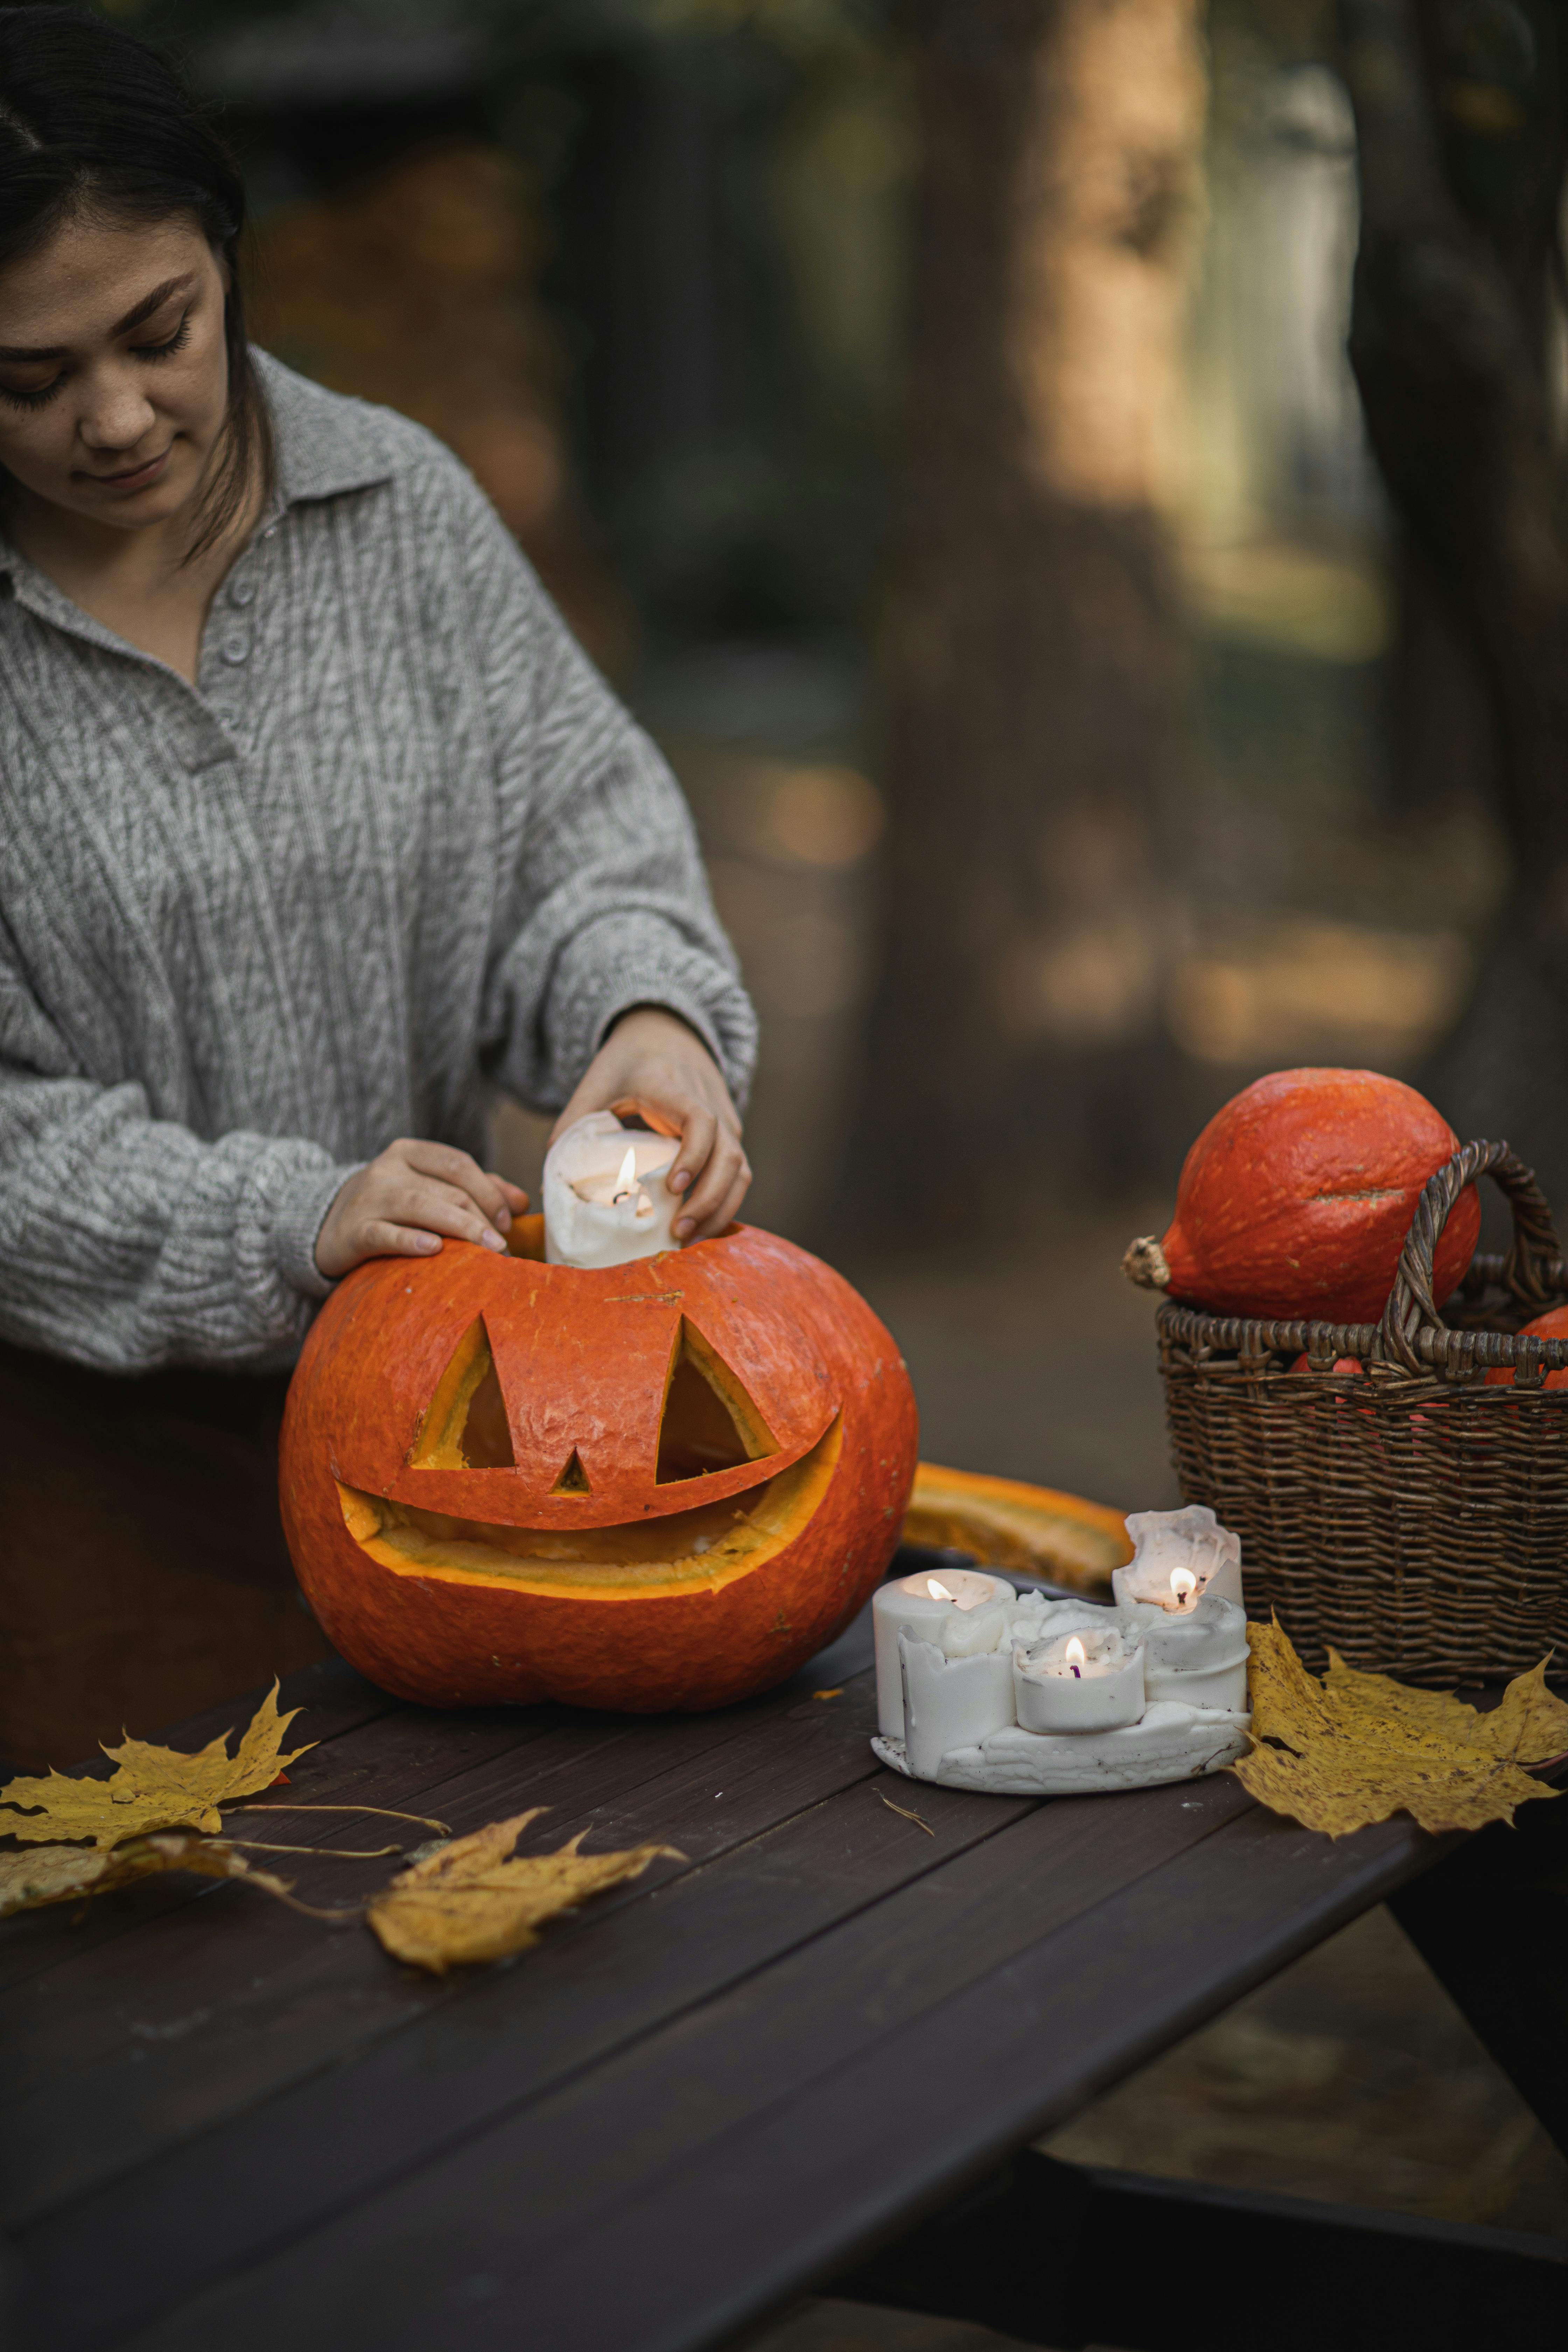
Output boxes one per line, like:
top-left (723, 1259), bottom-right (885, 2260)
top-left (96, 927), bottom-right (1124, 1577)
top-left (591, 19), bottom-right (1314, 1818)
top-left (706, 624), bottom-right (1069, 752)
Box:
top-left (1150, 1069), bottom-right (1478, 1324)
top-left (1483, 1304), bottom-right (1568, 1391)
top-left (280, 1224), bottom-right (919, 1712)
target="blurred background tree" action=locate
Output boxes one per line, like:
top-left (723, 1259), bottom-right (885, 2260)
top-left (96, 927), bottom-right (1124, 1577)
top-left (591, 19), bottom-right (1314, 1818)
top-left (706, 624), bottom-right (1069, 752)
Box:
top-left (1337, 0), bottom-right (1568, 1203)
top-left (860, 0), bottom-right (1206, 1225)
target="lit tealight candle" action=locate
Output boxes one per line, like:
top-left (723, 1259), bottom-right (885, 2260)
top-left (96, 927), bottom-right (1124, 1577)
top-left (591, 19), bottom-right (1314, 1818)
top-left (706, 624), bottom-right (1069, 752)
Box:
top-left (1113, 1505), bottom-right (1243, 1614)
top-left (1122, 1591), bottom-right (1251, 1713)
top-left (873, 1565), bottom-right (1016, 1738)
top-left (544, 1112), bottom-right (681, 1269)
top-left (1014, 1624), bottom-right (1146, 1734)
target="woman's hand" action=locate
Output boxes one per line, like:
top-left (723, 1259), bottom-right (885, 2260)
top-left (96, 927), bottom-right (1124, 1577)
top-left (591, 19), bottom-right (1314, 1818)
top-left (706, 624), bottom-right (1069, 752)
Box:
top-left (551, 1006), bottom-right (751, 1240)
top-left (316, 1139), bottom-right (529, 1280)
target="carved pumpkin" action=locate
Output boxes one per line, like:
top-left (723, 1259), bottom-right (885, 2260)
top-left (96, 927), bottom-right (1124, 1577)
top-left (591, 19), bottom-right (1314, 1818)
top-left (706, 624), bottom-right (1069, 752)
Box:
top-left (279, 1217), bottom-right (919, 1712)
top-left (1124, 1068), bottom-right (1479, 1325)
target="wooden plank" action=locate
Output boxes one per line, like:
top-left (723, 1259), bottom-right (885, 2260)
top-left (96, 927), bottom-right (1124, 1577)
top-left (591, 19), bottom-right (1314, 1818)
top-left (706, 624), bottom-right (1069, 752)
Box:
top-left (0, 1658), bottom-right (397, 1997)
top-left (111, 1798), bottom-right (1448, 2352)
top-left (0, 1600), bottom-right (877, 2009)
top-left (1, 1667), bottom-right (888, 2237)
top-left (1, 1597), bottom-right (878, 2080)
top-left (20, 1768), bottom-right (1253, 2351)
top-left (1391, 1793), bottom-right (1568, 2155)
top-left (0, 1702), bottom-right (569, 2096)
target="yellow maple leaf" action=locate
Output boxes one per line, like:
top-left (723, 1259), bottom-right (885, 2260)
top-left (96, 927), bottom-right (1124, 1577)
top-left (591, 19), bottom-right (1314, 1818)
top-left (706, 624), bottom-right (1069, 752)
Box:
top-left (366, 1809), bottom-right (684, 1974)
top-left (0, 1683), bottom-right (315, 1848)
top-left (1466, 1657), bottom-right (1568, 1764)
top-left (0, 1833), bottom-right (298, 1916)
top-left (1233, 1619), bottom-right (1564, 1837)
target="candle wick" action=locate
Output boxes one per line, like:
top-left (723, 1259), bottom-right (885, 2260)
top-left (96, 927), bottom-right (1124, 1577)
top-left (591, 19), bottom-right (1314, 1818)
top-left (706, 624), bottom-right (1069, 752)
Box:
top-left (1071, 1664), bottom-right (1081, 1679)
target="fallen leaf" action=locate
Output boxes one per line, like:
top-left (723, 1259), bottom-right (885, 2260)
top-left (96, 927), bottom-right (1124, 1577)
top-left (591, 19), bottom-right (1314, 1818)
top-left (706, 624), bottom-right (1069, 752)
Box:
top-left (1244, 1618), bottom-right (1335, 1751)
top-left (1469, 1658), bottom-right (1568, 1765)
top-left (1233, 1619), bottom-right (1563, 1836)
top-left (877, 1790), bottom-right (934, 1835)
top-left (0, 1683), bottom-right (315, 1847)
top-left (366, 1810), bottom-right (684, 1974)
top-left (0, 1833), bottom-right (303, 1917)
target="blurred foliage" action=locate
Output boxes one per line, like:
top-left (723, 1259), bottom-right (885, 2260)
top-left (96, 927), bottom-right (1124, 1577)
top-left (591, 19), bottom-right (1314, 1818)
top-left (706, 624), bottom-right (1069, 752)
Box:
top-left (80, 0), bottom-right (915, 645)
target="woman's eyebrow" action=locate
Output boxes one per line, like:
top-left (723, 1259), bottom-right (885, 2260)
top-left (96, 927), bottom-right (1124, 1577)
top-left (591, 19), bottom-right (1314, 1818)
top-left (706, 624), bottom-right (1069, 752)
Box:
top-left (0, 272), bottom-right (195, 362)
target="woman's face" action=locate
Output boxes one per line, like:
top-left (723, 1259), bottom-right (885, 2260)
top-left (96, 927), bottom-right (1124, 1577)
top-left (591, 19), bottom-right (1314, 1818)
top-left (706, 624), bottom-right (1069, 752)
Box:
top-left (0, 208), bottom-right (229, 535)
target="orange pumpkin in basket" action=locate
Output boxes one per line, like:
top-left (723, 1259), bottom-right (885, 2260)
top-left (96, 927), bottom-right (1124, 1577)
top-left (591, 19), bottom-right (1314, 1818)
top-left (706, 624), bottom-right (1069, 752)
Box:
top-left (1125, 1068), bottom-right (1478, 1325)
top-left (1483, 1303), bottom-right (1568, 1391)
top-left (280, 1218), bottom-right (919, 1712)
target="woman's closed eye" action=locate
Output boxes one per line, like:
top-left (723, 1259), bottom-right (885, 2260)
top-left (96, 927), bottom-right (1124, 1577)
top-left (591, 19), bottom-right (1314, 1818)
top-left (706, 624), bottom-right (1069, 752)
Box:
top-left (0, 307), bottom-right (194, 409)
top-left (132, 308), bottom-right (192, 365)
top-left (0, 371), bottom-right (63, 411)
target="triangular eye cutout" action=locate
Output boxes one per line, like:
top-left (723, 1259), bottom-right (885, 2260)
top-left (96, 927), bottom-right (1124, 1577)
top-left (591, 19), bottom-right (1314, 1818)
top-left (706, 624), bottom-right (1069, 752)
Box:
top-left (656, 1320), bottom-right (777, 1484)
top-left (551, 1448), bottom-right (592, 1496)
top-left (408, 1318), bottom-right (515, 1470)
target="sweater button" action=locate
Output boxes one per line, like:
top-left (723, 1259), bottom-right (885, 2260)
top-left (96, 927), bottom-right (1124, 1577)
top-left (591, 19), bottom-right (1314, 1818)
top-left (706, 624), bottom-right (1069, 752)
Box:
top-left (221, 637), bottom-right (248, 665)
top-left (228, 578), bottom-right (255, 607)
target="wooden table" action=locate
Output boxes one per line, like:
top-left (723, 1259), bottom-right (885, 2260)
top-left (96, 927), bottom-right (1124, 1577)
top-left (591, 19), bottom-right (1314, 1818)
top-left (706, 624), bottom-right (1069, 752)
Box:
top-left (4, 1554), bottom-right (1566, 2352)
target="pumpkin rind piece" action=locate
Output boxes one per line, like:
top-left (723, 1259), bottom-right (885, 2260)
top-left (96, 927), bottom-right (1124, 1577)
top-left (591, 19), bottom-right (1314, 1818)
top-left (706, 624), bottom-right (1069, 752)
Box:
top-left (902, 1462), bottom-right (1130, 1593)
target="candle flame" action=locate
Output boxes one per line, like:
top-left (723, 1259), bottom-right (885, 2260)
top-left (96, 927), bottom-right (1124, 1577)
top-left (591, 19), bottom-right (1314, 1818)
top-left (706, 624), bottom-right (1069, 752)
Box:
top-left (1170, 1567), bottom-right (1198, 1607)
top-left (612, 1145), bottom-right (638, 1203)
top-left (1066, 1636), bottom-right (1086, 1668)
top-left (927, 1578), bottom-right (954, 1602)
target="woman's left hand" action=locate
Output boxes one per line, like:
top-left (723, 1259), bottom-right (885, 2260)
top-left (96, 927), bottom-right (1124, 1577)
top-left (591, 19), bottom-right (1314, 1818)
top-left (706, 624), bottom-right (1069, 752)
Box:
top-left (550, 1006), bottom-right (751, 1240)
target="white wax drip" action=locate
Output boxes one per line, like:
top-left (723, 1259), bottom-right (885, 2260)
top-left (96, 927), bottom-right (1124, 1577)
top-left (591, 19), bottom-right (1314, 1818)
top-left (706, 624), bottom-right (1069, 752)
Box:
top-left (1114, 1505), bottom-right (1244, 1614)
top-left (543, 1112), bottom-right (681, 1270)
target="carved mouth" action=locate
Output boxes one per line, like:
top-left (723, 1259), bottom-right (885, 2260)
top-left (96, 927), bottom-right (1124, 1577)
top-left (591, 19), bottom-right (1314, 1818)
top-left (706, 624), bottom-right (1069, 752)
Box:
top-left (337, 1417), bottom-right (844, 1596)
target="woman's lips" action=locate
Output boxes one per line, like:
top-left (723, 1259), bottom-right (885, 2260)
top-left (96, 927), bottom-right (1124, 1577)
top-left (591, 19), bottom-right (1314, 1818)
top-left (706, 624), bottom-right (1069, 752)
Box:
top-left (80, 446), bottom-right (173, 493)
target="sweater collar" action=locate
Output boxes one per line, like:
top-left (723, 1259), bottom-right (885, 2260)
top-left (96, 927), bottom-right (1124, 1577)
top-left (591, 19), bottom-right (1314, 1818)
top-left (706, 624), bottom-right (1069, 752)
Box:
top-left (254, 349), bottom-right (397, 506)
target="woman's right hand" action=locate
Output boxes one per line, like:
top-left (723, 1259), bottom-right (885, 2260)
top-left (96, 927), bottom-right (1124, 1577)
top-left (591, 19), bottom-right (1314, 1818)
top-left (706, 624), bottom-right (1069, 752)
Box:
top-left (315, 1138), bottom-right (528, 1281)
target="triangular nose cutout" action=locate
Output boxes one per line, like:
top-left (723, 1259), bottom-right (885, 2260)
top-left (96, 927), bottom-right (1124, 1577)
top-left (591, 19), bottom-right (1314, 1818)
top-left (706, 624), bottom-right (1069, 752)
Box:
top-left (409, 1318), bottom-right (515, 1470)
top-left (657, 1320), bottom-right (777, 1484)
top-left (551, 1448), bottom-right (592, 1496)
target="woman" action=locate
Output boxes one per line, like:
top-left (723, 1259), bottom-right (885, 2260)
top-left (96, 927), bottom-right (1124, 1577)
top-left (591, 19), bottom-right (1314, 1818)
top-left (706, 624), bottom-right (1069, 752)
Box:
top-left (0, 9), bottom-right (756, 1766)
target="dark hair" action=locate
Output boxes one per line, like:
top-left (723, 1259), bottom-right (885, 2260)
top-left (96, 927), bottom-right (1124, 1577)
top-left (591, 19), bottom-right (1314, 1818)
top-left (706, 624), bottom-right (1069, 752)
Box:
top-left (0, 5), bottom-right (271, 557)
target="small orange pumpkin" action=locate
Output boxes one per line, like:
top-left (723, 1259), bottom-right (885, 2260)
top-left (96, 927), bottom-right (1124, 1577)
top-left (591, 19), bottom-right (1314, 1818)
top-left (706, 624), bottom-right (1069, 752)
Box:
top-left (280, 1217), bottom-right (919, 1712)
top-left (1125, 1068), bottom-right (1478, 1325)
top-left (1483, 1303), bottom-right (1568, 1391)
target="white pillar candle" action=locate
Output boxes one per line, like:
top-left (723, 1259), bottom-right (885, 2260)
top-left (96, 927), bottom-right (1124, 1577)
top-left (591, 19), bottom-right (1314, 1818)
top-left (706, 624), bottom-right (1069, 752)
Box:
top-left (1114, 1505), bottom-right (1244, 1614)
top-left (544, 1112), bottom-right (681, 1270)
top-left (901, 1635), bottom-right (1016, 1780)
top-left (1121, 1592), bottom-right (1250, 1713)
top-left (873, 1567), bottom-right (1016, 1738)
top-left (1014, 1625), bottom-right (1146, 1734)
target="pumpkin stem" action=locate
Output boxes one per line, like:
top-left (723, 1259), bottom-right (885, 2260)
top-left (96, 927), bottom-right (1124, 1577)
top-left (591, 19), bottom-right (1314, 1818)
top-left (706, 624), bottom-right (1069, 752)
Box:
top-left (1122, 1234), bottom-right (1171, 1292)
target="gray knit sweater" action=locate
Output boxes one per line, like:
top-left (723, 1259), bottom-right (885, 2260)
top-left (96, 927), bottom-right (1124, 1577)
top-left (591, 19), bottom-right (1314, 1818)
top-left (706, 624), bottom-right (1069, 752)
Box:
top-left (0, 355), bottom-right (756, 1374)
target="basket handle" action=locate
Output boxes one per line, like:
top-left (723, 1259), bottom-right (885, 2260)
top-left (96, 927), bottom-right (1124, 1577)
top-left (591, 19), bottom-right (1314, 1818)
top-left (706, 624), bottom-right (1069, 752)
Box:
top-left (1380, 1140), bottom-right (1562, 1372)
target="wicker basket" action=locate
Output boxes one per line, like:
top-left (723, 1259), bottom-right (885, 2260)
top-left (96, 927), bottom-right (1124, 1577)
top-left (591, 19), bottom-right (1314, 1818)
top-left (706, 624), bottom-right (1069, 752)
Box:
top-left (1152, 1140), bottom-right (1568, 1684)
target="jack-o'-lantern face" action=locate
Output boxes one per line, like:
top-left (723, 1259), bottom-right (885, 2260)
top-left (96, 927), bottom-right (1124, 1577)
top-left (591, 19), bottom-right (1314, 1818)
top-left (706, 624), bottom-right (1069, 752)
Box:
top-left (280, 1219), bottom-right (919, 1714)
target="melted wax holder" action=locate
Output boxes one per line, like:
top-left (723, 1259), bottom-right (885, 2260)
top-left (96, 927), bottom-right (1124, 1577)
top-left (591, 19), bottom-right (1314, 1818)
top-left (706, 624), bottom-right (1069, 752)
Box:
top-left (873, 1506), bottom-right (1251, 1797)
